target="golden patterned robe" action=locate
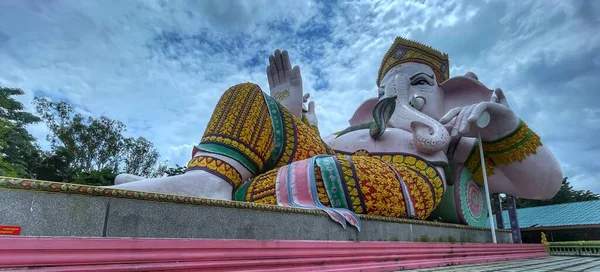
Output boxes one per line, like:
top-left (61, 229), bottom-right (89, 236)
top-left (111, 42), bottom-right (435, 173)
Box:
top-left (188, 82), bottom-right (445, 221)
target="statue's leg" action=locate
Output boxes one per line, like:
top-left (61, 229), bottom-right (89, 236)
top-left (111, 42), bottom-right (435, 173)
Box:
top-left (111, 82), bottom-right (333, 200)
top-left (234, 161), bottom-right (331, 207)
top-left (188, 81), bottom-right (333, 182)
top-left (348, 155), bottom-right (444, 220)
top-left (237, 153), bottom-right (444, 222)
top-left (114, 174), bottom-right (146, 185)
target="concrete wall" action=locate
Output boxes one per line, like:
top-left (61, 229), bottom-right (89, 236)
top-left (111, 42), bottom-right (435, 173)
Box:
top-left (0, 189), bottom-right (512, 243)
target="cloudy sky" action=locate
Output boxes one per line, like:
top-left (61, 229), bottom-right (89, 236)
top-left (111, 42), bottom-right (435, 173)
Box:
top-left (1, 0), bottom-right (599, 193)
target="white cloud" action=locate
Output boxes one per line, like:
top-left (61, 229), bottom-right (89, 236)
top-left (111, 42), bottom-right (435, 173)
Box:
top-left (583, 108), bottom-right (600, 128)
top-left (569, 173), bottom-right (600, 193)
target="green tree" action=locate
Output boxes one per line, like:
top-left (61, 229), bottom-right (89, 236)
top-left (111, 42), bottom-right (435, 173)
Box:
top-left (33, 96), bottom-right (166, 184)
top-left (73, 168), bottom-right (117, 186)
top-left (0, 85), bottom-right (42, 178)
top-left (35, 147), bottom-right (75, 182)
top-left (150, 160), bottom-right (170, 178)
top-left (0, 85), bottom-right (41, 126)
top-left (34, 97), bottom-right (124, 172)
top-left (164, 164), bottom-right (187, 176)
top-left (121, 136), bottom-right (161, 177)
top-left (0, 118), bottom-right (18, 177)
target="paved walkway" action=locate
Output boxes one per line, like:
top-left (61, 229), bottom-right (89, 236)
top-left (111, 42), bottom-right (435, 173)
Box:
top-left (406, 256), bottom-right (600, 272)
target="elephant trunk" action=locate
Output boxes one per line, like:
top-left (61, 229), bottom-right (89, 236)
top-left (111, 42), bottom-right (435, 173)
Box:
top-left (376, 73), bottom-right (451, 154)
top-left (398, 104), bottom-right (451, 154)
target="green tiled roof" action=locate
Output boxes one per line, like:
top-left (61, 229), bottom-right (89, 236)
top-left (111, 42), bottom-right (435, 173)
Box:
top-left (486, 200), bottom-right (600, 229)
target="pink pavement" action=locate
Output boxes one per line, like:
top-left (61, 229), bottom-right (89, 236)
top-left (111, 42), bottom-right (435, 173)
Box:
top-left (0, 237), bottom-right (548, 271)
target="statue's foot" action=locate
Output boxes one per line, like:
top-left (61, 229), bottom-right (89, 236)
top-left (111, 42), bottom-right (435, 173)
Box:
top-left (108, 170), bottom-right (233, 200)
top-left (114, 173), bottom-right (146, 185)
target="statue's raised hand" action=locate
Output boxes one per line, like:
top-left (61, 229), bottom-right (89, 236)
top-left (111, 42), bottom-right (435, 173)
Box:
top-left (267, 49), bottom-right (304, 119)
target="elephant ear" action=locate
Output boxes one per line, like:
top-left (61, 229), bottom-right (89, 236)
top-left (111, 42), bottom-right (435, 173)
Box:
top-left (349, 97), bottom-right (378, 126)
top-left (440, 74), bottom-right (494, 114)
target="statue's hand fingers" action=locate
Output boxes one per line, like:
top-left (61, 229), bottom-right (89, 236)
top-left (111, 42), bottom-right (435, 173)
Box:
top-left (275, 49), bottom-right (285, 83)
top-left (269, 55), bottom-right (280, 86)
top-left (494, 88), bottom-right (510, 107)
top-left (457, 105), bottom-right (475, 135)
top-left (467, 102), bottom-right (488, 124)
top-left (440, 107), bottom-right (461, 124)
top-left (267, 65), bottom-right (274, 89)
top-left (282, 50), bottom-right (292, 82)
top-left (290, 66), bottom-right (302, 87)
top-left (303, 93), bottom-right (310, 103)
top-left (308, 100), bottom-right (316, 113)
top-left (443, 115), bottom-right (457, 132)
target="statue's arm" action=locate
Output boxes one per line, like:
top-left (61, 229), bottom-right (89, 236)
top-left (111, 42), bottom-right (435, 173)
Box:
top-left (490, 144), bottom-right (563, 199)
top-left (457, 121), bottom-right (563, 199)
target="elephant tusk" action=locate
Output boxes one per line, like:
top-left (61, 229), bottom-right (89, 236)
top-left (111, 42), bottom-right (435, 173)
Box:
top-left (334, 121), bottom-right (374, 139)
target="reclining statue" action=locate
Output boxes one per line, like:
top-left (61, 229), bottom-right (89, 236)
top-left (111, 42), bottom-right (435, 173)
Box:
top-left (111, 37), bottom-right (563, 230)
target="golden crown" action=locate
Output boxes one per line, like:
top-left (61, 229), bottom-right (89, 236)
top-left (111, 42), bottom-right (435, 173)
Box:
top-left (377, 37), bottom-right (450, 87)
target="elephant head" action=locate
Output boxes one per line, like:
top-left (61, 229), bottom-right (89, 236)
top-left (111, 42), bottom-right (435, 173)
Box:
top-left (372, 62), bottom-right (451, 154)
top-left (349, 62), bottom-right (494, 154)
top-left (345, 37), bottom-right (494, 154)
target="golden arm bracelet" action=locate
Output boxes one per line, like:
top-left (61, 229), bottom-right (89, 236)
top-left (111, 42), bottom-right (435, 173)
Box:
top-left (464, 120), bottom-right (543, 185)
top-left (482, 120), bottom-right (543, 165)
top-left (465, 142), bottom-right (496, 186)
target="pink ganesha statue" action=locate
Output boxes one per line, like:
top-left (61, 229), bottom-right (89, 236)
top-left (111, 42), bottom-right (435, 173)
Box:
top-left (111, 37), bottom-right (563, 230)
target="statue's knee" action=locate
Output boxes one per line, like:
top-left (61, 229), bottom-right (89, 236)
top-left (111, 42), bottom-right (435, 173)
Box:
top-left (223, 82), bottom-right (263, 97)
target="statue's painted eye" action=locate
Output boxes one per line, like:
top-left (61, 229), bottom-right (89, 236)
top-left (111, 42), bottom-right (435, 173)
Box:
top-left (411, 77), bottom-right (433, 86)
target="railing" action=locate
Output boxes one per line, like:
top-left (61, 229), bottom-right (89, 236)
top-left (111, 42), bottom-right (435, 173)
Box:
top-left (546, 241), bottom-right (600, 257)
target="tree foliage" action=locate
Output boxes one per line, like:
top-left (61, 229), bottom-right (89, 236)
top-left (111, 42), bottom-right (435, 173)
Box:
top-left (2, 126), bottom-right (43, 178)
top-left (0, 83), bottom-right (175, 185)
top-left (73, 168), bottom-right (118, 186)
top-left (0, 85), bottom-right (42, 178)
top-left (31, 97), bottom-right (169, 183)
top-left (164, 164), bottom-right (187, 176)
top-left (33, 98), bottom-right (124, 172)
top-left (0, 86), bottom-right (41, 126)
top-left (35, 147), bottom-right (75, 182)
top-left (0, 118), bottom-right (19, 177)
top-left (121, 136), bottom-right (161, 177)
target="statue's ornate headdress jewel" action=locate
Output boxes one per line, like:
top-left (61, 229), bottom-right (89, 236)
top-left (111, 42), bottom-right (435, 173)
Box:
top-left (377, 37), bottom-right (449, 87)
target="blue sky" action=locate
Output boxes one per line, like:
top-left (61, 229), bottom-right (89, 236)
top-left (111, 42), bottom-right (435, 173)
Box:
top-left (0, 0), bottom-right (599, 193)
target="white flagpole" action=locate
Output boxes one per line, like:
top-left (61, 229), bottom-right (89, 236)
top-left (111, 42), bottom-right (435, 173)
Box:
top-left (476, 111), bottom-right (497, 244)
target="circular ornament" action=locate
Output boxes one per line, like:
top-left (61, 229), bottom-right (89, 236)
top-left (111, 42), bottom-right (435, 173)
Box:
top-left (457, 167), bottom-right (489, 227)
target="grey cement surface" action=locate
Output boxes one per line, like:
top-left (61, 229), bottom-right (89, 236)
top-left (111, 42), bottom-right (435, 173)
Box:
top-left (0, 189), bottom-right (512, 243)
top-left (405, 257), bottom-right (600, 272)
top-left (0, 190), bottom-right (108, 237)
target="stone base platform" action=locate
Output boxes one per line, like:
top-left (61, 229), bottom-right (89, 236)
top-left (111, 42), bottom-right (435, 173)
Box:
top-left (0, 177), bottom-right (511, 243)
